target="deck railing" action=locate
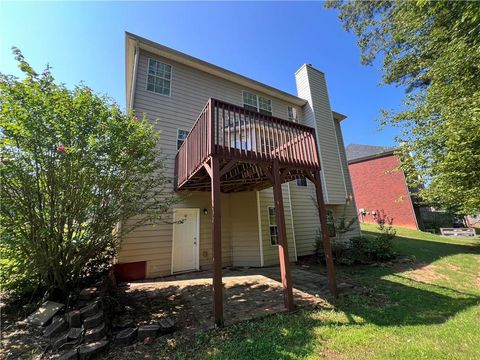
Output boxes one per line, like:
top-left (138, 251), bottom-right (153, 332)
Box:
top-left (175, 98), bottom-right (320, 188)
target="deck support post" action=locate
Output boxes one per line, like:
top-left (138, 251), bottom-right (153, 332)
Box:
top-left (211, 156), bottom-right (223, 327)
top-left (272, 159), bottom-right (295, 311)
top-left (210, 156), bottom-right (224, 327)
top-left (313, 170), bottom-right (338, 297)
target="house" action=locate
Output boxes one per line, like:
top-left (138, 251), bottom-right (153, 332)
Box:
top-left (346, 144), bottom-right (424, 230)
top-left (120, 32), bottom-right (360, 324)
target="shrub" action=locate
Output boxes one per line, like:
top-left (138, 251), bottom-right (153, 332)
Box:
top-left (363, 235), bottom-right (396, 261)
top-left (0, 49), bottom-right (175, 299)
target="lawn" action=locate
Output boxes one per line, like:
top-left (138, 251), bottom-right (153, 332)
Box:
top-left (166, 224), bottom-right (480, 359)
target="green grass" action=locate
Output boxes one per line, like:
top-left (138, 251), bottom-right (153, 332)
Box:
top-left (170, 224), bottom-right (480, 360)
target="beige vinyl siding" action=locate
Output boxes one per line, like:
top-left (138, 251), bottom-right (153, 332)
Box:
top-left (230, 192), bottom-right (261, 267)
top-left (289, 179), bottom-right (320, 257)
top-left (258, 185), bottom-right (296, 266)
top-left (119, 49), bottom-right (301, 277)
top-left (118, 192), bottom-right (233, 278)
top-left (295, 65), bottom-right (347, 205)
top-left (333, 121), bottom-right (361, 239)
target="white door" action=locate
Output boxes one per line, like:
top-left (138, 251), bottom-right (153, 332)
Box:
top-left (172, 208), bottom-right (199, 273)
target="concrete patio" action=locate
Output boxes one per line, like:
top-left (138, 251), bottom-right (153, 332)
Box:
top-left (119, 266), bottom-right (334, 331)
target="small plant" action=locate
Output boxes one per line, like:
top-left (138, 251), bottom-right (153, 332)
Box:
top-left (373, 209), bottom-right (397, 239)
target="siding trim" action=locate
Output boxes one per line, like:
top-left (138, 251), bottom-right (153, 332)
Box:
top-left (332, 120), bottom-right (348, 196)
top-left (256, 191), bottom-right (264, 267)
top-left (129, 41), bottom-right (140, 110)
top-left (287, 183), bottom-right (298, 261)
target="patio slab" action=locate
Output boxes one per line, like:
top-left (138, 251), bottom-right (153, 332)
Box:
top-left (121, 266), bottom-right (333, 331)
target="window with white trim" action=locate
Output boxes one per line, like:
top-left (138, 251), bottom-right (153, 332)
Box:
top-left (242, 91), bottom-right (272, 116)
top-left (268, 207), bottom-right (279, 245)
top-left (258, 96), bottom-right (272, 115)
top-left (243, 91), bottom-right (258, 112)
top-left (147, 59), bottom-right (172, 96)
top-left (177, 129), bottom-right (189, 150)
top-left (288, 106), bottom-right (298, 122)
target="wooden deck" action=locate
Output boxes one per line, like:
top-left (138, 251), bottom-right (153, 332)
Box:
top-left (175, 98), bottom-right (320, 192)
top-left (173, 98), bottom-right (337, 327)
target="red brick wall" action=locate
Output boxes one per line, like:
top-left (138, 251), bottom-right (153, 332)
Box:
top-left (348, 154), bottom-right (418, 229)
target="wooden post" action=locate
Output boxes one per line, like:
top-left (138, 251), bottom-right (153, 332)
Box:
top-left (272, 159), bottom-right (295, 311)
top-left (313, 170), bottom-right (338, 297)
top-left (211, 155), bottom-right (224, 326)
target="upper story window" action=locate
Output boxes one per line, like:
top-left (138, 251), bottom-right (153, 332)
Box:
top-left (147, 59), bottom-right (172, 96)
top-left (288, 106), bottom-right (298, 122)
top-left (242, 91), bottom-right (272, 116)
top-left (242, 91), bottom-right (258, 112)
top-left (177, 129), bottom-right (189, 150)
top-left (258, 96), bottom-right (272, 116)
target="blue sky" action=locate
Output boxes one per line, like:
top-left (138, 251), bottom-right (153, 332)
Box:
top-left (0, 1), bottom-right (404, 147)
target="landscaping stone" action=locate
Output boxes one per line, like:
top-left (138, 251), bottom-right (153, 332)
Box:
top-left (58, 348), bottom-right (78, 360)
top-left (44, 316), bottom-right (68, 339)
top-left (83, 311), bottom-right (104, 329)
top-left (159, 318), bottom-right (176, 334)
top-left (111, 317), bottom-right (134, 331)
top-left (27, 301), bottom-right (64, 326)
top-left (114, 327), bottom-right (137, 346)
top-left (79, 287), bottom-right (97, 301)
top-left (66, 310), bottom-right (82, 328)
top-left (84, 323), bottom-right (106, 343)
top-left (78, 340), bottom-right (109, 360)
top-left (68, 327), bottom-right (83, 341)
top-left (53, 333), bottom-right (70, 351)
top-left (80, 302), bottom-right (100, 320)
top-left (137, 324), bottom-right (159, 341)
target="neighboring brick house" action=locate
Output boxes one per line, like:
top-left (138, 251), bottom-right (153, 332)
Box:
top-left (346, 144), bottom-right (423, 230)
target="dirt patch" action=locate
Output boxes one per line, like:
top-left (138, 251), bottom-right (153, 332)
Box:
top-left (404, 263), bottom-right (449, 283)
top-left (445, 263), bottom-right (461, 272)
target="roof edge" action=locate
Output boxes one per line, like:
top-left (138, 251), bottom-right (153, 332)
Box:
top-left (348, 149), bottom-right (396, 165)
top-left (126, 32), bottom-right (307, 106)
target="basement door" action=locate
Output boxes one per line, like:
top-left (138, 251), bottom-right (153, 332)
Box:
top-left (172, 208), bottom-right (200, 273)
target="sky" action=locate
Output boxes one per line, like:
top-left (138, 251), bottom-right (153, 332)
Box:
top-left (0, 1), bottom-right (404, 147)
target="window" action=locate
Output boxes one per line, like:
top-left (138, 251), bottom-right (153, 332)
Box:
top-left (242, 91), bottom-right (272, 116)
top-left (243, 91), bottom-right (258, 112)
top-left (258, 96), bottom-right (272, 116)
top-left (147, 59), bottom-right (172, 96)
top-left (288, 106), bottom-right (298, 122)
top-left (296, 176), bottom-right (307, 187)
top-left (177, 129), bottom-right (189, 150)
top-left (326, 210), bottom-right (336, 238)
top-left (268, 207), bottom-right (279, 245)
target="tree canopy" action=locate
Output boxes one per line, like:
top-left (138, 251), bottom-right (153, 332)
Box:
top-left (0, 49), bottom-right (175, 297)
top-left (327, 1), bottom-right (480, 214)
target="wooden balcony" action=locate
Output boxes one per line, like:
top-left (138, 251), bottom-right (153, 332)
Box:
top-left (174, 98), bottom-right (336, 327)
top-left (175, 98), bottom-right (321, 192)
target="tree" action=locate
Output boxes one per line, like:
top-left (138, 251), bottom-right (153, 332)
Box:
top-left (0, 49), bottom-right (175, 298)
top-left (326, 1), bottom-right (480, 215)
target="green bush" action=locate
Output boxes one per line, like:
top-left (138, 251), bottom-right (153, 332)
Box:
top-left (364, 235), bottom-right (396, 261)
top-left (0, 49), bottom-right (175, 299)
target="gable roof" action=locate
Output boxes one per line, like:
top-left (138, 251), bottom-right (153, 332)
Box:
top-left (125, 32), bottom-right (347, 121)
top-left (346, 144), bottom-right (395, 163)
top-left (125, 32), bottom-right (306, 109)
